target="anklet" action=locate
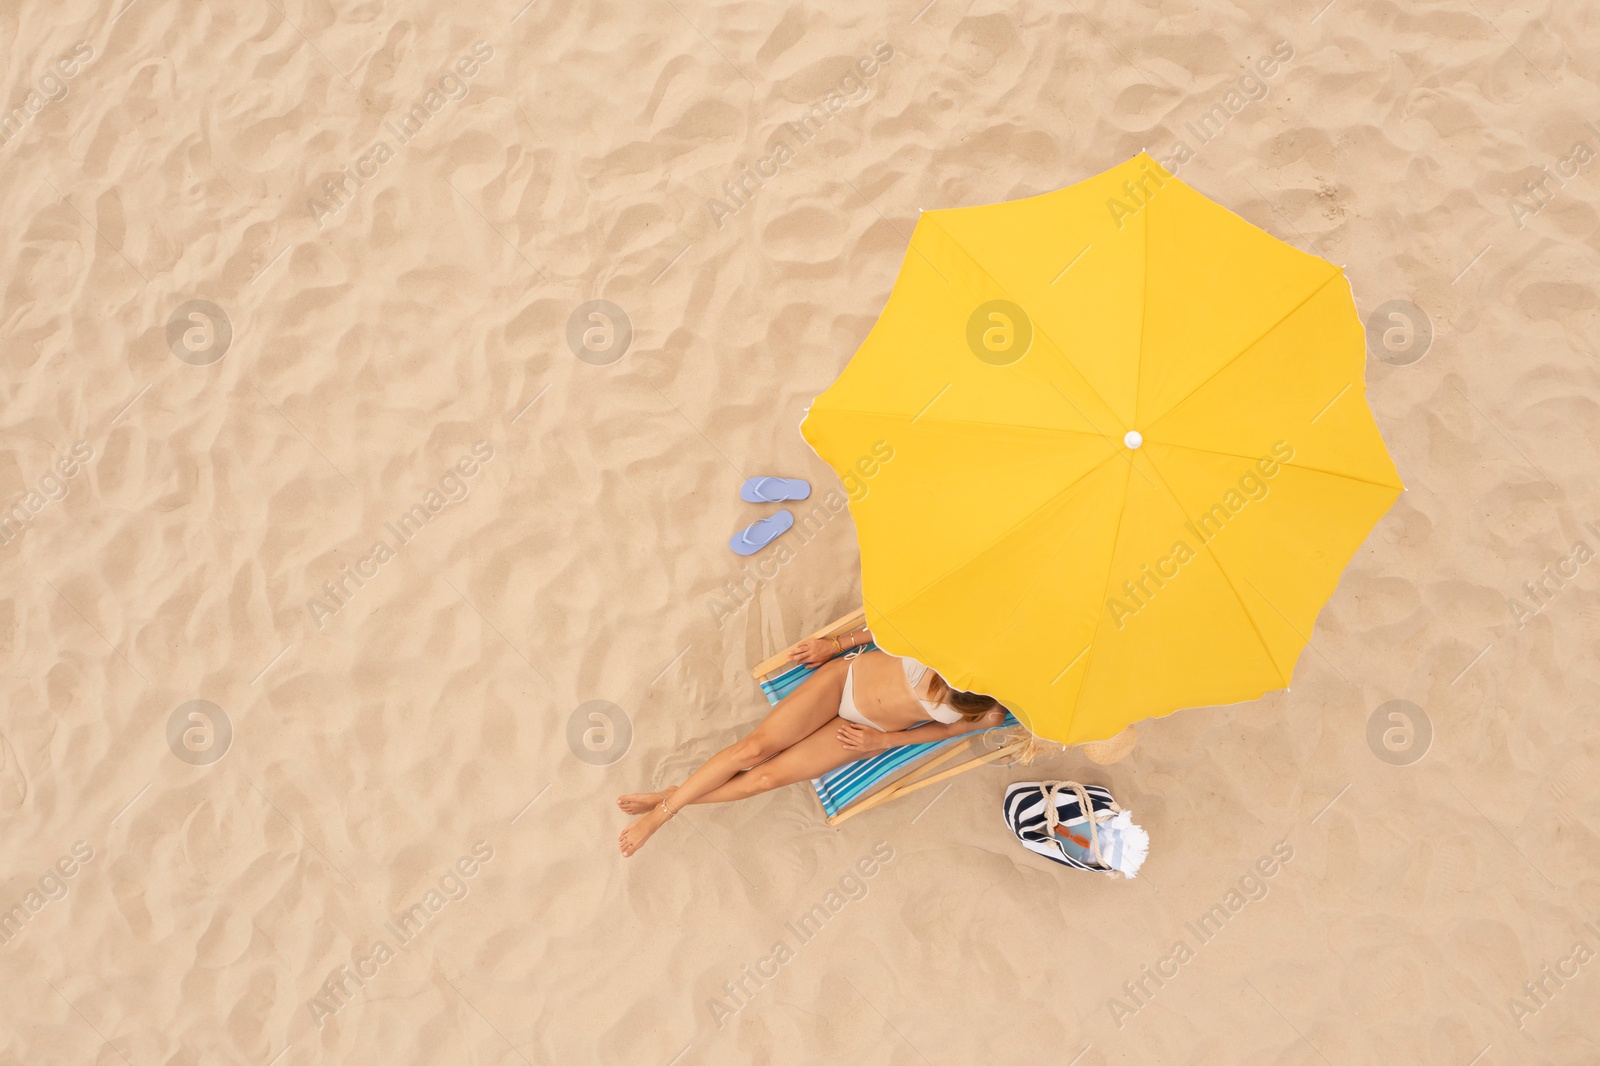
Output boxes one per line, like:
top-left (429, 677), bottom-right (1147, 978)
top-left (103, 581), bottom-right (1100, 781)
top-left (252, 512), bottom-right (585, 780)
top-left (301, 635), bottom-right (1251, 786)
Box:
top-left (660, 798), bottom-right (679, 817)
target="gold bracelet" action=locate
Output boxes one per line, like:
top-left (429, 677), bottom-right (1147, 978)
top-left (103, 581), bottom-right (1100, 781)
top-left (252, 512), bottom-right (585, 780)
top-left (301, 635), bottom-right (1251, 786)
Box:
top-left (831, 636), bottom-right (844, 653)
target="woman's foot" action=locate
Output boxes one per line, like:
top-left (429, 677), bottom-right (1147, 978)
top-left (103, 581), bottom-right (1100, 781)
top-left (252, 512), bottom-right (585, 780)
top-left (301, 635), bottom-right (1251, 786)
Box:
top-left (617, 785), bottom-right (676, 814)
top-left (619, 804), bottom-right (674, 857)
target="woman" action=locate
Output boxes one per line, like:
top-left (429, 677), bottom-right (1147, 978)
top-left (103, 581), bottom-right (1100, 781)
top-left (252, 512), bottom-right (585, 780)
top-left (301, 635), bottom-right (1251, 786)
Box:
top-left (618, 625), bottom-right (1006, 856)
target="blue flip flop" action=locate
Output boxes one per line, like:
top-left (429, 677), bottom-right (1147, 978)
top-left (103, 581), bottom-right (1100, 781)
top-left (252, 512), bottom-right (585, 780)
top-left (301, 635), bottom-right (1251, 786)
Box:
top-left (729, 510), bottom-right (794, 555)
top-left (739, 477), bottom-right (811, 504)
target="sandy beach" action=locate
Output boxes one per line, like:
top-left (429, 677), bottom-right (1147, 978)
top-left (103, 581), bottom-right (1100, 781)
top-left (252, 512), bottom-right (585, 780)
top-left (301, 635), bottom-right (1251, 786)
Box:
top-left (2, 0), bottom-right (1598, 1063)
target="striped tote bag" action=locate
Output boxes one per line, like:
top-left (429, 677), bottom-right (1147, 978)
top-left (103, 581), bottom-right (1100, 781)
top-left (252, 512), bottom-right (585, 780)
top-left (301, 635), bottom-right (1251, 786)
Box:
top-left (1002, 780), bottom-right (1148, 878)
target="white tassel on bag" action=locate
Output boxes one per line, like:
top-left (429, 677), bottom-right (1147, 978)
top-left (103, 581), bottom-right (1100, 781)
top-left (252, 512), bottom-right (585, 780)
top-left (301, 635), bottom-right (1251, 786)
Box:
top-left (1093, 809), bottom-right (1150, 878)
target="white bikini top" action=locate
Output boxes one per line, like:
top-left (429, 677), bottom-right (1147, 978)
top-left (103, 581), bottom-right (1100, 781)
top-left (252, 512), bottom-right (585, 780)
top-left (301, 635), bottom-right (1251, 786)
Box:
top-left (901, 657), bottom-right (964, 724)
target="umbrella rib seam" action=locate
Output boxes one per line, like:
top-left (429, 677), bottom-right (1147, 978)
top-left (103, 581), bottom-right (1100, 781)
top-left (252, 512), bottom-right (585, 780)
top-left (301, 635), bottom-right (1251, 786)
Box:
top-left (1133, 197), bottom-right (1150, 427)
top-left (871, 451), bottom-right (1120, 509)
top-left (872, 448), bottom-right (1127, 620)
top-left (1140, 450), bottom-right (1291, 686)
top-left (919, 213), bottom-right (1128, 433)
top-left (1070, 457), bottom-right (1137, 738)
top-left (1142, 271), bottom-right (1343, 433)
top-left (811, 408), bottom-right (1111, 440)
top-left (1145, 440), bottom-right (1405, 491)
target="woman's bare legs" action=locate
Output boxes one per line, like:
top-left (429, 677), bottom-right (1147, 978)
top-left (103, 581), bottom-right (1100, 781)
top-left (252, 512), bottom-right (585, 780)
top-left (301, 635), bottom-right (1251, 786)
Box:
top-left (681, 719), bottom-right (862, 804)
top-left (618, 719), bottom-right (862, 812)
top-left (614, 717), bottom-right (864, 809)
top-left (618, 657), bottom-right (850, 856)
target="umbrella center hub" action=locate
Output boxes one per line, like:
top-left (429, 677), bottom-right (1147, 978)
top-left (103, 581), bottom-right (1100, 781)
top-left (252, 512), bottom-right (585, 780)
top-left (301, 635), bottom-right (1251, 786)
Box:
top-left (1124, 430), bottom-right (1143, 449)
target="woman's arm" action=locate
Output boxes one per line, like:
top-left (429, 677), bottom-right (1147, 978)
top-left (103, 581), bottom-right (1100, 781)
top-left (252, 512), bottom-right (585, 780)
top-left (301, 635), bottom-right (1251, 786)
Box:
top-left (882, 721), bottom-right (966, 747)
top-left (834, 626), bottom-right (871, 652)
top-left (838, 711), bottom-right (1003, 753)
top-left (788, 626), bottom-right (872, 666)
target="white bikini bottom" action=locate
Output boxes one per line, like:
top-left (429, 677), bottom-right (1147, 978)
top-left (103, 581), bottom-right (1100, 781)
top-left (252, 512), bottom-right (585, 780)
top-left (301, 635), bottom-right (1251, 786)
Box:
top-left (837, 660), bottom-right (888, 732)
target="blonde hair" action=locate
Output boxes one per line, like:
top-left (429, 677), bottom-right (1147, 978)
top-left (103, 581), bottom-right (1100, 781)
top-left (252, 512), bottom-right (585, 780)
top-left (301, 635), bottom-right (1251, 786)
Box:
top-left (925, 672), bottom-right (1005, 722)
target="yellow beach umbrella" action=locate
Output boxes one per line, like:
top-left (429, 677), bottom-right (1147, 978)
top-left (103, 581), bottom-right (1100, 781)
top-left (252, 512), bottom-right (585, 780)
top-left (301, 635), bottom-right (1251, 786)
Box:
top-left (801, 153), bottom-right (1402, 745)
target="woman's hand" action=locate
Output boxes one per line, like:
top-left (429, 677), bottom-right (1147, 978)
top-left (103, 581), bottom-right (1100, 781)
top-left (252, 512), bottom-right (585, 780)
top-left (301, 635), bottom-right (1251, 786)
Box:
top-left (837, 722), bottom-right (891, 753)
top-left (787, 638), bottom-right (838, 666)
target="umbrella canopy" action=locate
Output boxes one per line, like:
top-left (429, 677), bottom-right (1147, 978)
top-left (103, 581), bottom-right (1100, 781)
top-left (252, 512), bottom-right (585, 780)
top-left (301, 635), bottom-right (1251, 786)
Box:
top-left (801, 154), bottom-right (1403, 745)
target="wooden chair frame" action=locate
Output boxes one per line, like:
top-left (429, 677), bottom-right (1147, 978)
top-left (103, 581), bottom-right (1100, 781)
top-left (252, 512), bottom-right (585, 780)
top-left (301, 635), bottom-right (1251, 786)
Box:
top-left (751, 606), bottom-right (1032, 826)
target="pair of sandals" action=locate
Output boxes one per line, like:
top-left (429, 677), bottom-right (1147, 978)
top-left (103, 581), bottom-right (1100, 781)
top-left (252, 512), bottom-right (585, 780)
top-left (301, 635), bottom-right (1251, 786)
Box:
top-left (728, 477), bottom-right (811, 555)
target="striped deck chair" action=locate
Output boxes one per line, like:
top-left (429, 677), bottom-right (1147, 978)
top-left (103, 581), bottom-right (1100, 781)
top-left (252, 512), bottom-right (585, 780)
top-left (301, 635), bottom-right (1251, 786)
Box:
top-left (751, 607), bottom-right (1031, 826)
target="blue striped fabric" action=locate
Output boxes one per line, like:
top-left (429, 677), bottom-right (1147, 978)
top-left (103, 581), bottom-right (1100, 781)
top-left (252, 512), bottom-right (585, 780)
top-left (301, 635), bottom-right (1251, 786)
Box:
top-left (758, 647), bottom-right (1017, 819)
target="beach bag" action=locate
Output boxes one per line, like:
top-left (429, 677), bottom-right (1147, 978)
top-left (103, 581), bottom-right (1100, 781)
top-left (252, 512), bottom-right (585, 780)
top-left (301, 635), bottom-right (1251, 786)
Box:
top-left (1002, 780), bottom-right (1148, 879)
